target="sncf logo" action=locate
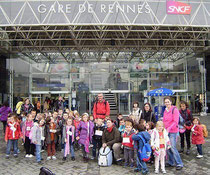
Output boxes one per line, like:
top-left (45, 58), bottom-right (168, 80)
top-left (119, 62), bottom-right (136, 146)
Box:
top-left (167, 1), bottom-right (191, 15)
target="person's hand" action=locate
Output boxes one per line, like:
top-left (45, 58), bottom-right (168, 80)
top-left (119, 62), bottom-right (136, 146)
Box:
top-left (102, 143), bottom-right (107, 148)
top-left (34, 141), bottom-right (37, 144)
top-left (76, 136), bottom-right (80, 140)
top-left (5, 140), bottom-right (8, 143)
top-left (65, 138), bottom-right (67, 142)
top-left (152, 146), bottom-right (155, 150)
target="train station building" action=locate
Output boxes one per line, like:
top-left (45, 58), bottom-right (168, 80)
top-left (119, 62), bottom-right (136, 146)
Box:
top-left (0, 0), bottom-right (210, 115)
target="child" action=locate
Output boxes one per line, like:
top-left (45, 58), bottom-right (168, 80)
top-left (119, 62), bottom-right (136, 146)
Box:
top-left (146, 121), bottom-right (155, 135)
top-left (185, 117), bottom-right (205, 158)
top-left (22, 113), bottom-right (35, 158)
top-left (132, 124), bottom-right (150, 175)
top-left (5, 113), bottom-right (22, 158)
top-left (89, 115), bottom-right (94, 122)
top-left (76, 113), bottom-right (94, 162)
top-left (20, 112), bottom-right (27, 123)
top-left (122, 120), bottom-right (135, 167)
top-left (118, 119), bottom-right (126, 135)
top-left (146, 121), bottom-right (155, 164)
top-left (31, 117), bottom-right (45, 164)
top-left (62, 117), bottom-right (75, 161)
top-left (45, 117), bottom-right (60, 160)
top-left (92, 118), bottom-right (105, 159)
top-left (114, 113), bottom-right (123, 128)
top-left (151, 121), bottom-right (171, 174)
top-left (73, 112), bottom-right (80, 129)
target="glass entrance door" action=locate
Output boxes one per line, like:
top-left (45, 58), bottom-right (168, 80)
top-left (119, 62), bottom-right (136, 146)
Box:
top-left (89, 90), bottom-right (130, 116)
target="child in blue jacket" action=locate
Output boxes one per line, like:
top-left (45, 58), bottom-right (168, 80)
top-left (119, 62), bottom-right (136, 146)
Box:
top-left (132, 124), bottom-right (151, 175)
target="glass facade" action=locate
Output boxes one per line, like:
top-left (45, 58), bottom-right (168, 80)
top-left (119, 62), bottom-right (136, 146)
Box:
top-left (5, 54), bottom-right (206, 115)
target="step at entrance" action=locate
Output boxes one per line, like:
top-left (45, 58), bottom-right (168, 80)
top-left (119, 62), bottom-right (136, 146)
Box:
top-left (104, 93), bottom-right (118, 116)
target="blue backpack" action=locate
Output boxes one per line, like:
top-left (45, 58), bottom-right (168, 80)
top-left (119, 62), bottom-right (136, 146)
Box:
top-left (137, 135), bottom-right (151, 162)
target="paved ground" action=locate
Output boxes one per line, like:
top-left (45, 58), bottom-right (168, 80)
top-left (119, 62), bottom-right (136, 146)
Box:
top-left (0, 114), bottom-right (210, 175)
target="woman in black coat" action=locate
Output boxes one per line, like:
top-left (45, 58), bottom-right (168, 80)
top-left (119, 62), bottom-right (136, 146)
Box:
top-left (140, 103), bottom-right (156, 124)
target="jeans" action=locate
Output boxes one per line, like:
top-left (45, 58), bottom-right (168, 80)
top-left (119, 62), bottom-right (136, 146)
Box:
top-left (136, 153), bottom-right (148, 173)
top-left (6, 139), bottom-right (18, 155)
top-left (36, 145), bottom-right (42, 162)
top-left (64, 143), bottom-right (75, 157)
top-left (92, 139), bottom-right (102, 158)
top-left (167, 133), bottom-right (183, 167)
top-left (180, 130), bottom-right (191, 149)
top-left (196, 144), bottom-right (203, 155)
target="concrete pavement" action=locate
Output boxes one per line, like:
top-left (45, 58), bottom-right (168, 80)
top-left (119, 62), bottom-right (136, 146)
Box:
top-left (0, 115), bottom-right (210, 175)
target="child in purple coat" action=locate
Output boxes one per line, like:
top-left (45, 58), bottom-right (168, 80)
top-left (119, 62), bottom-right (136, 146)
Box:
top-left (0, 101), bottom-right (12, 133)
top-left (76, 113), bottom-right (94, 162)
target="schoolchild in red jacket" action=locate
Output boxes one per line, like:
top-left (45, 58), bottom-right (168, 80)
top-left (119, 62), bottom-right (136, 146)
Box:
top-left (122, 119), bottom-right (135, 167)
top-left (185, 117), bottom-right (205, 159)
top-left (5, 113), bottom-right (22, 158)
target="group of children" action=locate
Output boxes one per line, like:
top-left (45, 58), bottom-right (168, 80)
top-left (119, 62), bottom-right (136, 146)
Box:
top-left (4, 108), bottom-right (207, 174)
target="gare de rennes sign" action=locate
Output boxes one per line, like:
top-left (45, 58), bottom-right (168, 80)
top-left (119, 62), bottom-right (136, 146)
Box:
top-left (38, 2), bottom-right (151, 14)
top-left (0, 0), bottom-right (209, 26)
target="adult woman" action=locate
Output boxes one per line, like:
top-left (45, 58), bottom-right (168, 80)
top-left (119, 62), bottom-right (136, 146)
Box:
top-left (163, 97), bottom-right (183, 170)
top-left (20, 98), bottom-right (34, 115)
top-left (140, 103), bottom-right (156, 124)
top-left (0, 101), bottom-right (12, 133)
top-left (130, 102), bottom-right (142, 124)
top-left (179, 101), bottom-right (193, 155)
top-left (102, 119), bottom-right (122, 162)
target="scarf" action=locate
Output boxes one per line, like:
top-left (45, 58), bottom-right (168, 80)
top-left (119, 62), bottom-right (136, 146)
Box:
top-left (107, 125), bottom-right (114, 133)
top-left (84, 122), bottom-right (90, 153)
top-left (64, 125), bottom-right (75, 157)
top-left (9, 122), bottom-right (17, 138)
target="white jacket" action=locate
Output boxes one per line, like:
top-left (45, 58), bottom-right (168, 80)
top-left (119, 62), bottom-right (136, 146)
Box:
top-left (151, 128), bottom-right (171, 150)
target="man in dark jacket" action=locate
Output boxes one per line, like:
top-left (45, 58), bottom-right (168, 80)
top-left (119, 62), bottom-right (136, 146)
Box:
top-left (54, 96), bottom-right (64, 111)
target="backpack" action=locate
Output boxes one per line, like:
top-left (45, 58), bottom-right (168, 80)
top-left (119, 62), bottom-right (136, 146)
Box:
top-left (201, 124), bottom-right (208, 138)
top-left (137, 135), bottom-right (151, 162)
top-left (172, 107), bottom-right (185, 129)
top-left (39, 167), bottom-right (55, 175)
top-left (98, 147), bottom-right (113, 166)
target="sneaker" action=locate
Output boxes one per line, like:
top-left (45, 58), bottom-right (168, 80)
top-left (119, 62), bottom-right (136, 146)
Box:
top-left (124, 163), bottom-right (128, 167)
top-left (176, 166), bottom-right (183, 170)
top-left (37, 161), bottom-right (43, 165)
top-left (155, 170), bottom-right (159, 174)
top-left (134, 168), bottom-right (141, 172)
top-left (28, 154), bottom-right (34, 158)
top-left (186, 149), bottom-right (190, 155)
top-left (71, 157), bottom-right (75, 161)
top-left (52, 155), bottom-right (57, 160)
top-left (196, 154), bottom-right (203, 159)
top-left (142, 170), bottom-right (149, 175)
top-left (90, 156), bottom-right (95, 160)
top-left (179, 148), bottom-right (184, 153)
top-left (40, 150), bottom-right (45, 153)
top-left (162, 170), bottom-right (167, 174)
top-left (17, 149), bottom-right (20, 154)
top-left (25, 154), bottom-right (30, 158)
top-left (5, 155), bottom-right (9, 159)
top-left (14, 154), bottom-right (18, 158)
top-left (62, 157), bottom-right (67, 161)
top-left (130, 163), bottom-right (134, 168)
top-left (46, 156), bottom-right (51, 160)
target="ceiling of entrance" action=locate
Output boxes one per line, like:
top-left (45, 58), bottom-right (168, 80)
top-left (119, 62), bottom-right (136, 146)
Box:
top-left (0, 25), bottom-right (210, 63)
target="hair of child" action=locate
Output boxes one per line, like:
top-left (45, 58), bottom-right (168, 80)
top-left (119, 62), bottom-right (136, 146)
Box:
top-left (180, 100), bottom-right (189, 108)
top-left (156, 121), bottom-right (164, 129)
top-left (193, 117), bottom-right (201, 124)
top-left (147, 121), bottom-right (155, 130)
top-left (136, 124), bottom-right (146, 132)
